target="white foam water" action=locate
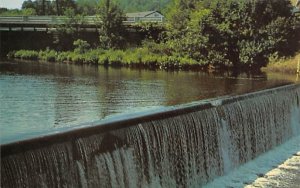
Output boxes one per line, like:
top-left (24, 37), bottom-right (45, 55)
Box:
top-left (1, 85), bottom-right (300, 187)
top-left (204, 136), bottom-right (300, 188)
top-left (205, 103), bottom-right (300, 187)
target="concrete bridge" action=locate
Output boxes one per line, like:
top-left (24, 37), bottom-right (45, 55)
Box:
top-left (0, 12), bottom-right (164, 32)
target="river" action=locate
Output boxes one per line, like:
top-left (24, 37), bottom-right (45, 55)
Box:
top-left (0, 60), bottom-right (296, 144)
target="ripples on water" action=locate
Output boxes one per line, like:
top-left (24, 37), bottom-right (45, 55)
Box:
top-left (0, 61), bottom-right (295, 144)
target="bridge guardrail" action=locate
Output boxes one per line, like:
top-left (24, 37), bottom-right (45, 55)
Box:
top-left (0, 16), bottom-right (164, 25)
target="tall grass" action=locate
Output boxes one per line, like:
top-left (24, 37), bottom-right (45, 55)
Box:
top-left (12, 50), bottom-right (39, 60)
top-left (8, 47), bottom-right (205, 70)
top-left (263, 53), bottom-right (300, 74)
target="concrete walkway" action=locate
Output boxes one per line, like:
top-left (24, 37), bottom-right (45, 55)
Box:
top-left (246, 152), bottom-right (300, 188)
top-left (203, 136), bottom-right (300, 188)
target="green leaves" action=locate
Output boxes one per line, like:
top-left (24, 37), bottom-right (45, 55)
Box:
top-left (48, 8), bottom-right (85, 50)
top-left (163, 0), bottom-right (298, 69)
top-left (96, 0), bottom-right (126, 49)
top-left (73, 39), bottom-right (91, 54)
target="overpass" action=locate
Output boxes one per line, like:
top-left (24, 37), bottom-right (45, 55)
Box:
top-left (0, 12), bottom-right (165, 57)
top-left (0, 14), bottom-right (164, 32)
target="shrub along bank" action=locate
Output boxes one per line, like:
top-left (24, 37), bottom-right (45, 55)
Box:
top-left (262, 53), bottom-right (300, 74)
top-left (7, 47), bottom-right (205, 70)
top-left (6, 0), bottom-right (300, 71)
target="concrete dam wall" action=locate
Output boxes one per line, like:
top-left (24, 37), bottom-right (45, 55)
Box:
top-left (1, 84), bottom-right (300, 187)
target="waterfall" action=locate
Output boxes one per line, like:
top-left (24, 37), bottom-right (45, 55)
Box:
top-left (1, 84), bottom-right (300, 188)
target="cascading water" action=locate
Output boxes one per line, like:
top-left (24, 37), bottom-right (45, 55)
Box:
top-left (1, 84), bottom-right (300, 188)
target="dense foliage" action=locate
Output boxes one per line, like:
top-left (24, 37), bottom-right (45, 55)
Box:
top-left (96, 0), bottom-right (126, 49)
top-left (76, 0), bottom-right (171, 15)
top-left (0, 7), bottom-right (37, 15)
top-left (0, 0), bottom-right (171, 16)
top-left (162, 0), bottom-right (300, 69)
top-left (115, 0), bottom-right (171, 13)
top-left (5, 0), bottom-right (300, 71)
top-left (1, 0), bottom-right (77, 16)
top-left (21, 0), bottom-right (76, 15)
top-left (8, 47), bottom-right (199, 70)
top-left (48, 8), bottom-right (86, 50)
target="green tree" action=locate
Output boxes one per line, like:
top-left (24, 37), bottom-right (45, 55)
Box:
top-left (73, 39), bottom-right (91, 53)
top-left (22, 0), bottom-right (36, 10)
top-left (54, 0), bottom-right (77, 15)
top-left (50, 8), bottom-right (85, 50)
top-left (75, 0), bottom-right (172, 15)
top-left (61, 0), bottom-right (77, 15)
top-left (22, 0), bottom-right (54, 15)
top-left (163, 0), bottom-right (298, 69)
top-left (97, 0), bottom-right (126, 49)
top-left (0, 8), bottom-right (37, 16)
top-left (55, 0), bottom-right (60, 15)
top-left (76, 0), bottom-right (98, 15)
top-left (166, 0), bottom-right (197, 32)
top-left (115, 0), bottom-right (171, 12)
top-left (21, 0), bottom-right (77, 15)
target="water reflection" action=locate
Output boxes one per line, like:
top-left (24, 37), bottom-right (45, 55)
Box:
top-left (0, 61), bottom-right (295, 144)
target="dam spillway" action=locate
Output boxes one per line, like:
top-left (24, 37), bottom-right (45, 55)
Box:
top-left (1, 84), bottom-right (300, 187)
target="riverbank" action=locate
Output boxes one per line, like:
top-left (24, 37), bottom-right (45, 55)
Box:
top-left (8, 48), bottom-right (300, 72)
top-left (8, 48), bottom-right (262, 72)
top-left (263, 53), bottom-right (300, 74)
top-left (7, 48), bottom-right (210, 71)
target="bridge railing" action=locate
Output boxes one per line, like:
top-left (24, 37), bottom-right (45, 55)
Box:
top-left (0, 16), bottom-right (25, 23)
top-left (0, 16), bottom-right (164, 25)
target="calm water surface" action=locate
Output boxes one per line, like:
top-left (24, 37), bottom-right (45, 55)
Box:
top-left (0, 61), bottom-right (296, 144)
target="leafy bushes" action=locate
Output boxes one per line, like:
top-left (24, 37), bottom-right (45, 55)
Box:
top-left (165, 0), bottom-right (300, 69)
top-left (10, 49), bottom-right (56, 61)
top-left (8, 47), bottom-right (201, 70)
top-left (9, 0), bottom-right (300, 72)
top-left (38, 49), bottom-right (57, 62)
top-left (73, 39), bottom-right (90, 54)
top-left (0, 8), bottom-right (36, 16)
top-left (56, 52), bottom-right (71, 62)
top-left (13, 50), bottom-right (39, 60)
top-left (6, 0), bottom-right (299, 71)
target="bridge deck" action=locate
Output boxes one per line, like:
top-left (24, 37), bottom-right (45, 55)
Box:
top-left (0, 15), bottom-right (163, 26)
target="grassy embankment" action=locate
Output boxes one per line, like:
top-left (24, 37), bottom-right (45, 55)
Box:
top-left (263, 53), bottom-right (300, 74)
top-left (7, 48), bottom-right (205, 70)
top-left (6, 0), bottom-right (300, 71)
top-left (8, 49), bottom-right (300, 72)
top-left (263, 0), bottom-right (299, 74)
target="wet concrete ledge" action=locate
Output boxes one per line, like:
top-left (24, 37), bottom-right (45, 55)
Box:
top-left (1, 83), bottom-right (299, 157)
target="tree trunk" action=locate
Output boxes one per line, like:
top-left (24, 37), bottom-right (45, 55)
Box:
top-left (56, 0), bottom-right (60, 15)
top-left (42, 0), bottom-right (45, 15)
